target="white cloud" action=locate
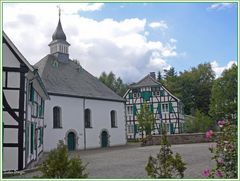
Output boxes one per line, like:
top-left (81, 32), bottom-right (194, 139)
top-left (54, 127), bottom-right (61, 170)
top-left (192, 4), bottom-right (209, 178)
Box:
top-left (208, 3), bottom-right (234, 10)
top-left (149, 20), bottom-right (168, 30)
top-left (211, 60), bottom-right (237, 77)
top-left (3, 3), bottom-right (177, 83)
top-left (169, 38), bottom-right (177, 43)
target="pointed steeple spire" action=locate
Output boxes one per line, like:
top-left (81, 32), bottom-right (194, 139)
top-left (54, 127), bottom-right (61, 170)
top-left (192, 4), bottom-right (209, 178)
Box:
top-left (52, 6), bottom-right (66, 41)
top-left (48, 6), bottom-right (70, 63)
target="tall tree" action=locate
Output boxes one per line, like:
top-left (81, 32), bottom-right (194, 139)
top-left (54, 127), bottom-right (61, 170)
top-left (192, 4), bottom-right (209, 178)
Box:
top-left (157, 71), bottom-right (162, 82)
top-left (99, 71), bottom-right (128, 96)
top-left (137, 102), bottom-right (155, 137)
top-left (172, 63), bottom-right (215, 115)
top-left (209, 64), bottom-right (237, 122)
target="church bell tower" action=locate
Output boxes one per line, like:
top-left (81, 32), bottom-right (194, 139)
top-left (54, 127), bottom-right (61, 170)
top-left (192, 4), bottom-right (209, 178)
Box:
top-left (48, 7), bottom-right (70, 63)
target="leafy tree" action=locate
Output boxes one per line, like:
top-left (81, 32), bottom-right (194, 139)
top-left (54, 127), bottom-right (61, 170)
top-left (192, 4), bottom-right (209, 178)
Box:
top-left (169, 63), bottom-right (215, 115)
top-left (145, 125), bottom-right (186, 178)
top-left (162, 67), bottom-right (178, 92)
top-left (157, 71), bottom-right (162, 82)
top-left (184, 110), bottom-right (215, 133)
top-left (137, 102), bottom-right (155, 137)
top-left (99, 71), bottom-right (128, 96)
top-left (209, 64), bottom-right (237, 122)
top-left (39, 140), bottom-right (88, 178)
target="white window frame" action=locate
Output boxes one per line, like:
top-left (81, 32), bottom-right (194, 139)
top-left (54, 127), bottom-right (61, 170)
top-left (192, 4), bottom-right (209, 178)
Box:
top-left (162, 103), bottom-right (169, 113)
top-left (127, 105), bottom-right (133, 115)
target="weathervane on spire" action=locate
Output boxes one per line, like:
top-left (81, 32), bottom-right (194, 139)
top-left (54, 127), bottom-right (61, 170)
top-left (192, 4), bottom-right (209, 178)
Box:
top-left (57, 5), bottom-right (61, 18)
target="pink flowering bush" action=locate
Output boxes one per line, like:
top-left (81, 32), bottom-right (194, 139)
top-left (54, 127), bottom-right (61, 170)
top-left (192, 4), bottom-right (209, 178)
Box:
top-left (205, 130), bottom-right (213, 140)
top-left (203, 120), bottom-right (237, 178)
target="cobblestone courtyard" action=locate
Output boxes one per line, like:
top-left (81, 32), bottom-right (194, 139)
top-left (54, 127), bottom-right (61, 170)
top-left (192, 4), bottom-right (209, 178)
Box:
top-left (9, 142), bottom-right (215, 179)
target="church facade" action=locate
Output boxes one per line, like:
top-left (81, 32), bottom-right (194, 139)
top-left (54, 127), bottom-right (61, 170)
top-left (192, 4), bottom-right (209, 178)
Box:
top-left (124, 72), bottom-right (184, 140)
top-left (2, 32), bottom-right (49, 171)
top-left (34, 12), bottom-right (126, 151)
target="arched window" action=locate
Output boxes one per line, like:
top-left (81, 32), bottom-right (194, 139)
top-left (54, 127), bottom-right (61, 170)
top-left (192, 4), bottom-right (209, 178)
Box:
top-left (53, 106), bottom-right (62, 128)
top-left (111, 110), bottom-right (117, 128)
top-left (84, 109), bottom-right (92, 128)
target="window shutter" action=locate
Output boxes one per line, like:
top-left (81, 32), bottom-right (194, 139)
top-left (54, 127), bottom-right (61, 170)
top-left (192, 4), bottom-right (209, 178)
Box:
top-left (160, 90), bottom-right (164, 96)
top-left (157, 103), bottom-right (161, 113)
top-left (170, 123), bottom-right (174, 134)
top-left (133, 104), bottom-right (137, 116)
top-left (34, 124), bottom-right (37, 150)
top-left (150, 104), bottom-right (154, 113)
top-left (40, 128), bottom-right (43, 144)
top-left (129, 93), bottom-right (133, 99)
top-left (169, 102), bottom-right (173, 113)
top-left (134, 124), bottom-right (139, 133)
top-left (31, 123), bottom-right (34, 154)
top-left (30, 83), bottom-right (34, 102)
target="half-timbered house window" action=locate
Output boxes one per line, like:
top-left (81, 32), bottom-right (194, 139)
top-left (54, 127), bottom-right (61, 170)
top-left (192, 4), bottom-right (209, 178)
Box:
top-left (29, 82), bottom-right (34, 102)
top-left (111, 110), bottom-right (117, 128)
top-left (53, 106), bottom-right (62, 128)
top-left (162, 103), bottom-right (169, 113)
top-left (127, 105), bottom-right (133, 115)
top-left (84, 109), bottom-right (92, 128)
top-left (39, 98), bottom-right (44, 118)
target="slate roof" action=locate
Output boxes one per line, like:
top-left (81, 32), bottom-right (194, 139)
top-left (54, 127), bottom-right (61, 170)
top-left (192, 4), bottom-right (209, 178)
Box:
top-left (128, 73), bottom-right (180, 101)
top-left (130, 74), bottom-right (160, 88)
top-left (34, 54), bottom-right (125, 102)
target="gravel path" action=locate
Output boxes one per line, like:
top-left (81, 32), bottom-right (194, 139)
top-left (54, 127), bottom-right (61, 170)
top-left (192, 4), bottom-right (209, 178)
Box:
top-left (6, 142), bottom-right (215, 179)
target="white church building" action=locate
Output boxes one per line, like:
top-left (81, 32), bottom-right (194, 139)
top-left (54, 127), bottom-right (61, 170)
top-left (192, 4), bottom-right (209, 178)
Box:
top-left (34, 12), bottom-right (126, 151)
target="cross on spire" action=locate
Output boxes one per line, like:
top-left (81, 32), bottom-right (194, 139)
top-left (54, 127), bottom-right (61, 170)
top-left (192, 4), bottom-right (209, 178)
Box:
top-left (57, 5), bottom-right (61, 19)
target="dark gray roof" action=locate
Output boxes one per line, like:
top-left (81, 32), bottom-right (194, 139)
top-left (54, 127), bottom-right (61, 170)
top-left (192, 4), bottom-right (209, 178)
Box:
top-left (130, 74), bottom-right (160, 88)
top-left (34, 54), bottom-right (125, 102)
top-left (52, 19), bottom-right (66, 41)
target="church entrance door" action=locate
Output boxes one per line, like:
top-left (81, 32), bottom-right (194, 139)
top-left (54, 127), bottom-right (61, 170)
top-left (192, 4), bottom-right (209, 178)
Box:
top-left (67, 132), bottom-right (75, 151)
top-left (101, 131), bottom-right (108, 148)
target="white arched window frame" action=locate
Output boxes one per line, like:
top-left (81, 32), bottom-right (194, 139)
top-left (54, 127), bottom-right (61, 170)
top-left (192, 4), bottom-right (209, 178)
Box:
top-left (84, 108), bottom-right (92, 128)
top-left (53, 106), bottom-right (62, 128)
top-left (110, 110), bottom-right (117, 128)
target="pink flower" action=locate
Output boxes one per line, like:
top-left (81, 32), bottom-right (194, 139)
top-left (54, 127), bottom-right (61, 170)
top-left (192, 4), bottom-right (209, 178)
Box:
top-left (206, 130), bottom-right (213, 140)
top-left (216, 170), bottom-right (223, 177)
top-left (218, 120), bottom-right (225, 127)
top-left (202, 168), bottom-right (211, 177)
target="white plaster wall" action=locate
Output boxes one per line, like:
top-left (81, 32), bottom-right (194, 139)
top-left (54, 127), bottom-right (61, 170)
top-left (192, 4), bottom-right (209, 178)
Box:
top-left (4, 128), bottom-right (18, 143)
top-left (44, 95), bottom-right (84, 151)
top-left (7, 72), bottom-right (20, 88)
top-left (4, 90), bottom-right (19, 109)
top-left (44, 95), bottom-right (126, 151)
top-left (85, 99), bottom-right (126, 149)
top-left (3, 111), bottom-right (18, 126)
top-left (3, 43), bottom-right (20, 68)
top-left (3, 148), bottom-right (18, 171)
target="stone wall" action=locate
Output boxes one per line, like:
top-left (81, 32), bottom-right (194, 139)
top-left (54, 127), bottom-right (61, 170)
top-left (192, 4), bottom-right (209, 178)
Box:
top-left (142, 133), bottom-right (215, 146)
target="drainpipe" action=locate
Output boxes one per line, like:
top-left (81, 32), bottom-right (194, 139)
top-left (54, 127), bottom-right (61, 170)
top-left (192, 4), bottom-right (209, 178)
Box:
top-left (83, 98), bottom-right (86, 150)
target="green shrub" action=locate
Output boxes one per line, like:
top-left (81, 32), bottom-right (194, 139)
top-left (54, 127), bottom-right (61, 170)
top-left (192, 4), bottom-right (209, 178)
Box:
top-left (145, 126), bottom-right (186, 178)
top-left (203, 120), bottom-right (237, 178)
top-left (184, 110), bottom-right (215, 133)
top-left (39, 140), bottom-right (88, 178)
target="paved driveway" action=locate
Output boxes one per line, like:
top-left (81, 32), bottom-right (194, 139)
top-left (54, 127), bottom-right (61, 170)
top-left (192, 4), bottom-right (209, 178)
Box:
top-left (7, 142), bottom-right (215, 179)
top-left (72, 142), bottom-right (215, 179)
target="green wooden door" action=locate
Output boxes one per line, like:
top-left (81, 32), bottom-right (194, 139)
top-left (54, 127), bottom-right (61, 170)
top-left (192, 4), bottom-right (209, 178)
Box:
top-left (101, 131), bottom-right (108, 148)
top-left (67, 132), bottom-right (75, 151)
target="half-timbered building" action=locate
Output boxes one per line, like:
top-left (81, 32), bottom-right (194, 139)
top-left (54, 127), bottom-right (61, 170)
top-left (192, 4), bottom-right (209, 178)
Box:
top-left (2, 32), bottom-right (49, 171)
top-left (124, 72), bottom-right (184, 140)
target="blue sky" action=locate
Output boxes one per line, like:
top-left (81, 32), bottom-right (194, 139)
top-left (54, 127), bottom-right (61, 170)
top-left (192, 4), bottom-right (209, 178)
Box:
top-left (3, 2), bottom-right (238, 82)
